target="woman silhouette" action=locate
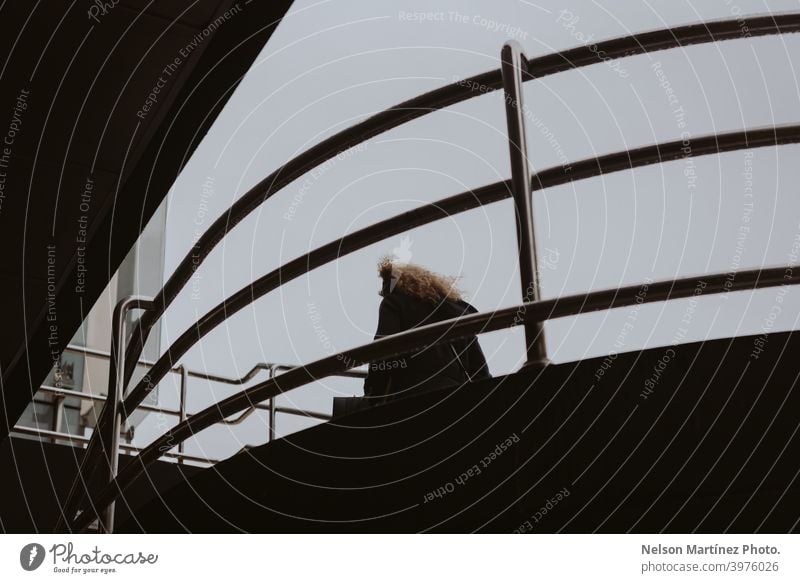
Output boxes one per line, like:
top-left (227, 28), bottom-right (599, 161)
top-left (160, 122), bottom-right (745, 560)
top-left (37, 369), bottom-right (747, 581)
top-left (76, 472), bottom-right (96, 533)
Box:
top-left (362, 257), bottom-right (491, 402)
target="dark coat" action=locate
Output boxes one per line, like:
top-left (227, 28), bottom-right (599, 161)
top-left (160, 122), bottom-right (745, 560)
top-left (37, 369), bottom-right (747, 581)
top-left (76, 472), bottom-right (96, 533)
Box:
top-left (363, 289), bottom-right (490, 401)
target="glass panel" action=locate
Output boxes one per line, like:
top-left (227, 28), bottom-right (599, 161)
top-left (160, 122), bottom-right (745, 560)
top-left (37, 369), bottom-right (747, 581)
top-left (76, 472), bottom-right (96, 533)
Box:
top-left (42, 350), bottom-right (85, 409)
top-left (59, 405), bottom-right (84, 437)
top-left (16, 399), bottom-right (55, 431)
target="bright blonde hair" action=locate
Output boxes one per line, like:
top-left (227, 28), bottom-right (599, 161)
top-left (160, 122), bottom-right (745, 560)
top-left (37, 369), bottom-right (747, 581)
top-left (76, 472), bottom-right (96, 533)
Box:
top-left (378, 256), bottom-right (463, 302)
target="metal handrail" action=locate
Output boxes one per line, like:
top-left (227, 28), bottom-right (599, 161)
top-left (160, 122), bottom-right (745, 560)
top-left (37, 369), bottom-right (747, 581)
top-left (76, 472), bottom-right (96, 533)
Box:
top-left (62, 342), bottom-right (368, 385)
top-left (71, 264), bottom-right (800, 532)
top-left (26, 347), bottom-right (343, 441)
top-left (52, 342), bottom-right (359, 531)
top-left (119, 11), bottom-right (800, 402)
top-left (502, 40), bottom-right (548, 366)
top-left (13, 383), bottom-right (329, 467)
top-left (61, 14), bottom-right (800, 531)
top-left (99, 296), bottom-right (155, 533)
top-left (23, 384), bottom-right (333, 429)
top-left (121, 123), bottom-right (800, 418)
top-left (11, 425), bottom-right (219, 465)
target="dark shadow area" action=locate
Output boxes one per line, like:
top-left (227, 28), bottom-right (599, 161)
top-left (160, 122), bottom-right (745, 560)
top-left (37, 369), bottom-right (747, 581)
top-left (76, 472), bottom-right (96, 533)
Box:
top-left (113, 330), bottom-right (800, 533)
top-left (0, 0), bottom-right (294, 442)
top-left (0, 436), bottom-right (202, 533)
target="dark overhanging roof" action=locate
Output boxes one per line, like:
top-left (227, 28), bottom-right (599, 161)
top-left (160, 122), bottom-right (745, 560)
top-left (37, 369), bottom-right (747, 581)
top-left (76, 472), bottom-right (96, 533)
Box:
top-left (0, 0), bottom-right (295, 441)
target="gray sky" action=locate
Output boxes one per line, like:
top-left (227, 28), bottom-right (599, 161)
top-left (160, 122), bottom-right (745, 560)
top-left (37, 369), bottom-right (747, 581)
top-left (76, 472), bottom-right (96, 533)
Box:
top-left (130, 0), bottom-right (800, 460)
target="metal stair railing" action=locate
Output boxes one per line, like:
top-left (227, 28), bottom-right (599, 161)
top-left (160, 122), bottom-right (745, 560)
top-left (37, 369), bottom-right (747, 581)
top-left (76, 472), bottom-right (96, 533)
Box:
top-left (119, 123), bottom-right (800, 421)
top-left (54, 324), bottom-right (363, 533)
top-left (71, 265), bottom-right (800, 533)
top-left (56, 12), bottom-right (800, 532)
top-left (120, 11), bottom-right (800, 403)
top-left (12, 348), bottom-right (354, 464)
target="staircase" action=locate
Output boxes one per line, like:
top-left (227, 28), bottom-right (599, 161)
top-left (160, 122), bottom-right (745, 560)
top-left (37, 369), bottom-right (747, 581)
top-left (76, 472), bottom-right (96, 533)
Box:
top-left (117, 331), bottom-right (800, 533)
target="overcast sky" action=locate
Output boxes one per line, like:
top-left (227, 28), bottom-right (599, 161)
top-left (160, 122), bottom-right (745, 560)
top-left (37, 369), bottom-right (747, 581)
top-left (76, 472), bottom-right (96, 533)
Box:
top-left (128, 0), bottom-right (800, 460)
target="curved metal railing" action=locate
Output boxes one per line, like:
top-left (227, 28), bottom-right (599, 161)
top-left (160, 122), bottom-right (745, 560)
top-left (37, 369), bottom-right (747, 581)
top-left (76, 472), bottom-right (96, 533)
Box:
top-left (71, 265), bottom-right (800, 532)
top-left (13, 345), bottom-right (353, 465)
top-left (120, 124), bottom-right (800, 417)
top-left (58, 12), bottom-right (800, 532)
top-left (121, 11), bottom-right (800, 396)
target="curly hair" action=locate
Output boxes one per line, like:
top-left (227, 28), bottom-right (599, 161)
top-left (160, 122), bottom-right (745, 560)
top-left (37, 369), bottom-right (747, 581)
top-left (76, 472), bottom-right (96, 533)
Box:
top-left (378, 256), bottom-right (463, 302)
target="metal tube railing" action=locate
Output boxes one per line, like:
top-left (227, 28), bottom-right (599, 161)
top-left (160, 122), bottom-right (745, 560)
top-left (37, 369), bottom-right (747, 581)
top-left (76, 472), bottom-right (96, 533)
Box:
top-left (11, 425), bottom-right (219, 465)
top-left (501, 40), bottom-right (548, 367)
top-left (60, 14), bottom-right (800, 531)
top-left (57, 297), bottom-right (155, 534)
top-left (104, 296), bottom-right (155, 533)
top-left (85, 121), bottom-right (798, 525)
top-left (118, 12), bottom-right (800, 406)
top-left (28, 353), bottom-right (350, 430)
top-left (62, 122), bottom-right (800, 531)
top-left (70, 264), bottom-right (800, 532)
top-left (25, 383), bottom-right (335, 425)
top-left (61, 343), bottom-right (302, 384)
top-left (177, 365), bottom-right (188, 464)
top-left (15, 385), bottom-right (332, 448)
top-left (121, 124), bottom-right (800, 419)
top-left (34, 384), bottom-right (177, 415)
top-left (268, 397), bottom-right (277, 443)
top-left (51, 335), bottom-right (355, 532)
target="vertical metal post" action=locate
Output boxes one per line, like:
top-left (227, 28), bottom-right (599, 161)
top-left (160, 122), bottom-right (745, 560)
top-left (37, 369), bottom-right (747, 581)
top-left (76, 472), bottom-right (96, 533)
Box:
top-left (267, 365), bottom-right (276, 442)
top-left (501, 41), bottom-right (549, 368)
top-left (56, 298), bottom-right (150, 534)
top-left (178, 365), bottom-right (188, 464)
top-left (98, 299), bottom-right (127, 532)
top-left (52, 395), bottom-right (65, 443)
top-left (94, 296), bottom-right (154, 534)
